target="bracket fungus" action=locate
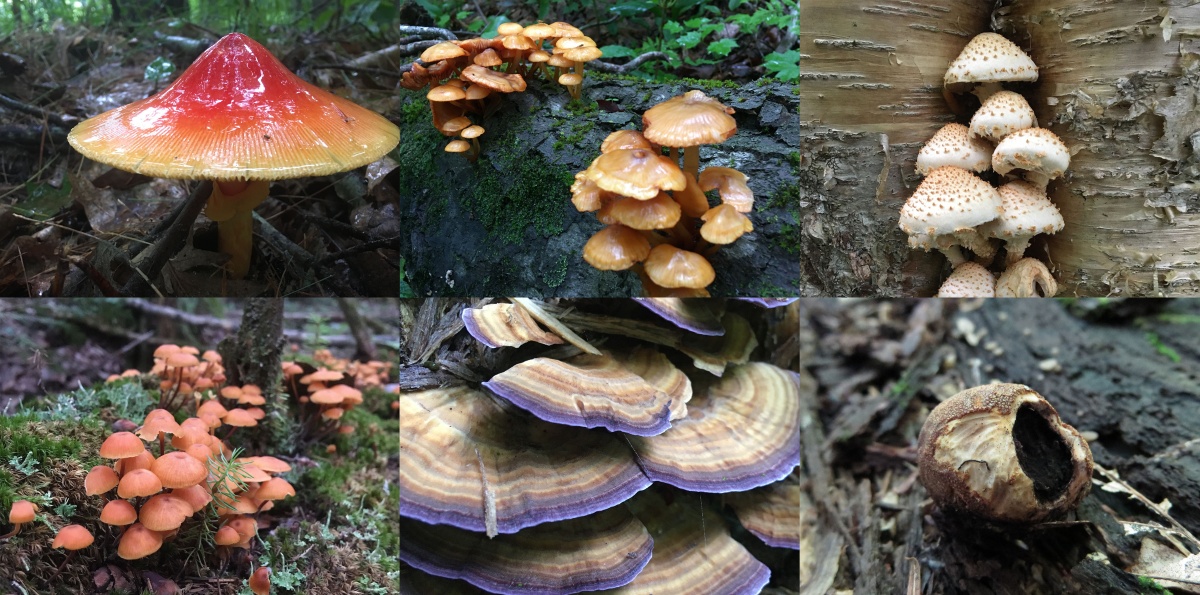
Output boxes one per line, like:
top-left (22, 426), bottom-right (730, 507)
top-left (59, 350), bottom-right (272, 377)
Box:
top-left (461, 302), bottom-right (566, 349)
top-left (67, 32), bottom-right (399, 278)
top-left (401, 506), bottom-right (653, 595)
top-left (917, 384), bottom-right (1092, 523)
top-left (725, 472), bottom-right (802, 550)
top-left (633, 298), bottom-right (726, 336)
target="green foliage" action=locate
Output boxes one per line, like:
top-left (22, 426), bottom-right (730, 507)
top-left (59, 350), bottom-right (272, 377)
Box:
top-left (39, 379), bottom-right (157, 423)
top-left (1144, 332), bottom-right (1182, 363)
top-left (763, 50), bottom-right (800, 81)
top-left (144, 56), bottom-right (177, 83)
top-left (0, 413), bottom-right (107, 515)
top-left (8, 453), bottom-right (39, 476)
top-left (302, 314), bottom-right (334, 354)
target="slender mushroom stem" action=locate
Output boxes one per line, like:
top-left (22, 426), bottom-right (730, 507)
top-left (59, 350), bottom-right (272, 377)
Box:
top-left (682, 146), bottom-right (700, 181)
top-left (206, 180), bottom-right (271, 279)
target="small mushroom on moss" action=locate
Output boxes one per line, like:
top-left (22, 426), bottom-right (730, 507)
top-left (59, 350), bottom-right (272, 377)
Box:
top-left (249, 567), bottom-right (272, 595)
top-left (917, 384), bottom-right (1092, 523)
top-left (3, 500), bottom-right (36, 538)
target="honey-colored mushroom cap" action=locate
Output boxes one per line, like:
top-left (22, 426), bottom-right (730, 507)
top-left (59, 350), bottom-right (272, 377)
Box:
top-left (52, 525), bottom-right (94, 550)
top-left (584, 148), bottom-right (686, 200)
top-left (117, 523), bottom-right (164, 560)
top-left (642, 90), bottom-right (737, 148)
top-left (643, 245), bottom-right (716, 289)
top-left (582, 224), bottom-right (651, 271)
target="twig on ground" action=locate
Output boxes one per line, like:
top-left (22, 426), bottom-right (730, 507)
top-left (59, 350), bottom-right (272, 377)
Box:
top-left (0, 93), bottom-right (77, 128)
top-left (588, 52), bottom-right (670, 74)
top-left (121, 181), bottom-right (212, 295)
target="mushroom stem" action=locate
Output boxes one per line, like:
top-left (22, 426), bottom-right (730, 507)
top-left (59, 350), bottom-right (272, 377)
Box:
top-left (0, 523), bottom-right (21, 540)
top-left (937, 245), bottom-right (968, 268)
top-left (1003, 237), bottom-right (1033, 268)
top-left (682, 147), bottom-right (700, 180)
top-left (206, 180), bottom-right (271, 279)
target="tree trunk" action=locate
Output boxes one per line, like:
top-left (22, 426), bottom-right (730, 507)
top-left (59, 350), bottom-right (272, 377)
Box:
top-left (799, 0), bottom-right (991, 296)
top-left (801, 299), bottom-right (1200, 594)
top-left (218, 298), bottom-right (288, 452)
top-left (337, 297), bottom-right (377, 361)
top-left (995, 0), bottom-right (1200, 296)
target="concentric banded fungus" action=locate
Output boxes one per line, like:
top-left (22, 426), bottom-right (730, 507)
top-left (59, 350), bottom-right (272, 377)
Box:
top-left (599, 488), bottom-right (771, 594)
top-left (400, 386), bottom-right (651, 536)
top-left (67, 33), bottom-right (399, 278)
top-left (461, 303), bottom-right (565, 349)
top-left (917, 384), bottom-right (1092, 523)
top-left (483, 353), bottom-right (675, 436)
top-left (725, 473), bottom-right (802, 549)
top-left (633, 298), bottom-right (726, 336)
top-left (399, 506), bottom-right (653, 595)
top-left (628, 362), bottom-right (801, 492)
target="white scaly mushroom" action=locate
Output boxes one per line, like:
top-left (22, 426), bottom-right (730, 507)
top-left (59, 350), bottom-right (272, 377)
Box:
top-left (944, 32), bottom-right (1039, 102)
top-left (916, 123), bottom-right (993, 175)
top-left (898, 166), bottom-right (1002, 266)
top-left (936, 262), bottom-right (996, 297)
top-left (969, 91), bottom-right (1037, 143)
top-left (981, 180), bottom-right (1065, 266)
top-left (993, 128), bottom-right (1071, 190)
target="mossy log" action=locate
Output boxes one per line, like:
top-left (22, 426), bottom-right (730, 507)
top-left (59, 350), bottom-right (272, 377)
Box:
top-left (398, 76), bottom-right (800, 297)
top-left (800, 0), bottom-right (1200, 296)
top-left (801, 299), bottom-right (1200, 593)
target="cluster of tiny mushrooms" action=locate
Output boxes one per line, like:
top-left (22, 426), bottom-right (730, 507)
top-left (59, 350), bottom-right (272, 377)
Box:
top-left (917, 384), bottom-right (1093, 524)
top-left (67, 33), bottom-right (400, 279)
top-left (400, 298), bottom-right (801, 594)
top-left (402, 21), bottom-right (602, 160)
top-left (2, 343), bottom-right (392, 593)
top-left (899, 33), bottom-right (1069, 298)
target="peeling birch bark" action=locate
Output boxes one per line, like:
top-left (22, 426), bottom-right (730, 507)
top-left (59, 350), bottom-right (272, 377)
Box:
top-left (799, 0), bottom-right (991, 296)
top-left (996, 0), bottom-right (1200, 296)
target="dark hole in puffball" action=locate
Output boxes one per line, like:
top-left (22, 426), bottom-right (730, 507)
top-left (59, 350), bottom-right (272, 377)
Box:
top-left (1013, 404), bottom-right (1073, 503)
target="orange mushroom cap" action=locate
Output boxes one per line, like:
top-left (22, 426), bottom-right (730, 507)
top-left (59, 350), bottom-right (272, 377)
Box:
top-left (68, 33), bottom-right (399, 182)
top-left (583, 224), bottom-right (652, 271)
top-left (100, 499), bottom-right (138, 526)
top-left (152, 451), bottom-right (210, 489)
top-left (118, 469), bottom-right (163, 499)
top-left (642, 90), bottom-right (737, 148)
top-left (140, 494), bottom-right (194, 531)
top-left (100, 432), bottom-right (147, 459)
top-left (699, 203), bottom-right (754, 244)
top-left (118, 523), bottom-right (164, 560)
top-left (584, 148), bottom-right (686, 200)
top-left (8, 500), bottom-right (36, 524)
top-left (85, 465), bottom-right (121, 496)
top-left (643, 245), bottom-right (716, 289)
top-left (249, 567), bottom-right (272, 595)
top-left (52, 525), bottom-right (94, 550)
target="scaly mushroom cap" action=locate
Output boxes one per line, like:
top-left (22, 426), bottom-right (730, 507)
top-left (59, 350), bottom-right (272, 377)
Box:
top-left (118, 523), bottom-right (164, 560)
top-left (584, 148), bottom-right (686, 200)
top-left (400, 386), bottom-right (651, 535)
top-left (139, 494), bottom-right (194, 531)
top-left (117, 469), bottom-right (163, 499)
top-left (461, 303), bottom-right (564, 349)
top-left (85, 465), bottom-right (121, 496)
top-left (420, 41), bottom-right (468, 63)
top-left (944, 32), bottom-right (1039, 88)
top-left (583, 224), bottom-right (652, 271)
top-left (52, 525), bottom-right (94, 550)
top-left (996, 257), bottom-right (1059, 297)
top-left (697, 166), bottom-right (753, 213)
top-left (898, 166), bottom-right (1002, 250)
top-left (634, 298), bottom-right (726, 336)
top-left (700, 203), bottom-right (754, 244)
top-left (628, 363), bottom-right (801, 492)
top-left (483, 352), bottom-right (676, 436)
top-left (600, 130), bottom-right (655, 153)
top-left (460, 64), bottom-right (527, 93)
top-left (936, 262), bottom-right (996, 298)
top-left (981, 180), bottom-right (1064, 265)
top-left (917, 384), bottom-right (1092, 523)
top-left (100, 431), bottom-right (147, 459)
top-left (970, 90), bottom-right (1037, 143)
top-left (642, 90), bottom-right (737, 148)
top-left (643, 245), bottom-right (716, 289)
top-left (726, 474), bottom-right (802, 549)
top-left (68, 33), bottom-right (399, 181)
top-left (608, 192), bottom-right (682, 230)
top-left (916, 123), bottom-right (993, 175)
top-left (400, 506), bottom-right (652, 594)
top-left (617, 487), bottom-right (772, 593)
top-left (151, 451), bottom-right (209, 489)
top-left (100, 499), bottom-right (138, 526)
top-left (8, 500), bottom-right (35, 524)
top-left (992, 128), bottom-right (1071, 182)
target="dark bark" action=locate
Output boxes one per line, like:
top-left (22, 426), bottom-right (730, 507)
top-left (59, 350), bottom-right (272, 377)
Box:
top-left (337, 297), bottom-right (376, 361)
top-left (218, 298), bottom-right (289, 452)
top-left (802, 299), bottom-right (1200, 593)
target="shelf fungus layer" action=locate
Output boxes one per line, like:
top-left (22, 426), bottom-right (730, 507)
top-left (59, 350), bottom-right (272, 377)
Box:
top-left (629, 362), bottom-right (801, 492)
top-left (461, 303), bottom-right (565, 349)
top-left (633, 298), bottom-right (727, 336)
top-left (726, 472), bottom-right (802, 549)
top-left (399, 506), bottom-right (653, 595)
top-left (597, 487), bottom-right (770, 594)
top-left (400, 386), bottom-right (651, 535)
top-left (483, 353), bottom-right (676, 436)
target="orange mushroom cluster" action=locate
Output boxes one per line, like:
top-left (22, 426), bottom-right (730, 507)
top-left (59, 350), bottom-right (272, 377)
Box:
top-left (309, 349), bottom-right (393, 388)
top-left (574, 91), bottom-right (752, 296)
top-left (401, 22), bottom-right (602, 159)
top-left (283, 363), bottom-right (364, 440)
top-left (107, 344), bottom-right (228, 412)
top-left (80, 410), bottom-right (295, 562)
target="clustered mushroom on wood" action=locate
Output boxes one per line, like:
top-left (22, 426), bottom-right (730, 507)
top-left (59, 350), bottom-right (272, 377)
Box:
top-left (67, 32), bottom-right (399, 279)
top-left (573, 91), bottom-right (754, 296)
top-left (400, 298), bottom-right (800, 593)
top-left (401, 22), bottom-right (602, 160)
top-left (899, 32), bottom-right (1069, 298)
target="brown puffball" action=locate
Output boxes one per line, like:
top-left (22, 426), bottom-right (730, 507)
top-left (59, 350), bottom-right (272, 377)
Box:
top-left (916, 384), bottom-right (1092, 524)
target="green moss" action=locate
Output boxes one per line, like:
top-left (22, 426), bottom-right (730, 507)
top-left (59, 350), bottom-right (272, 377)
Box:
top-left (553, 119), bottom-right (595, 150)
top-left (1137, 575), bottom-right (1172, 595)
top-left (543, 252), bottom-right (570, 289)
top-left (1144, 332), bottom-right (1182, 363)
top-left (0, 413), bottom-right (107, 530)
top-left (460, 131), bottom-right (570, 246)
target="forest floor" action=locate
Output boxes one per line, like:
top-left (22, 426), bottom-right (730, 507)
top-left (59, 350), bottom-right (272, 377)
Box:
top-left (0, 299), bottom-right (401, 594)
top-left (801, 298), bottom-right (1200, 594)
top-left (0, 26), bottom-right (405, 297)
